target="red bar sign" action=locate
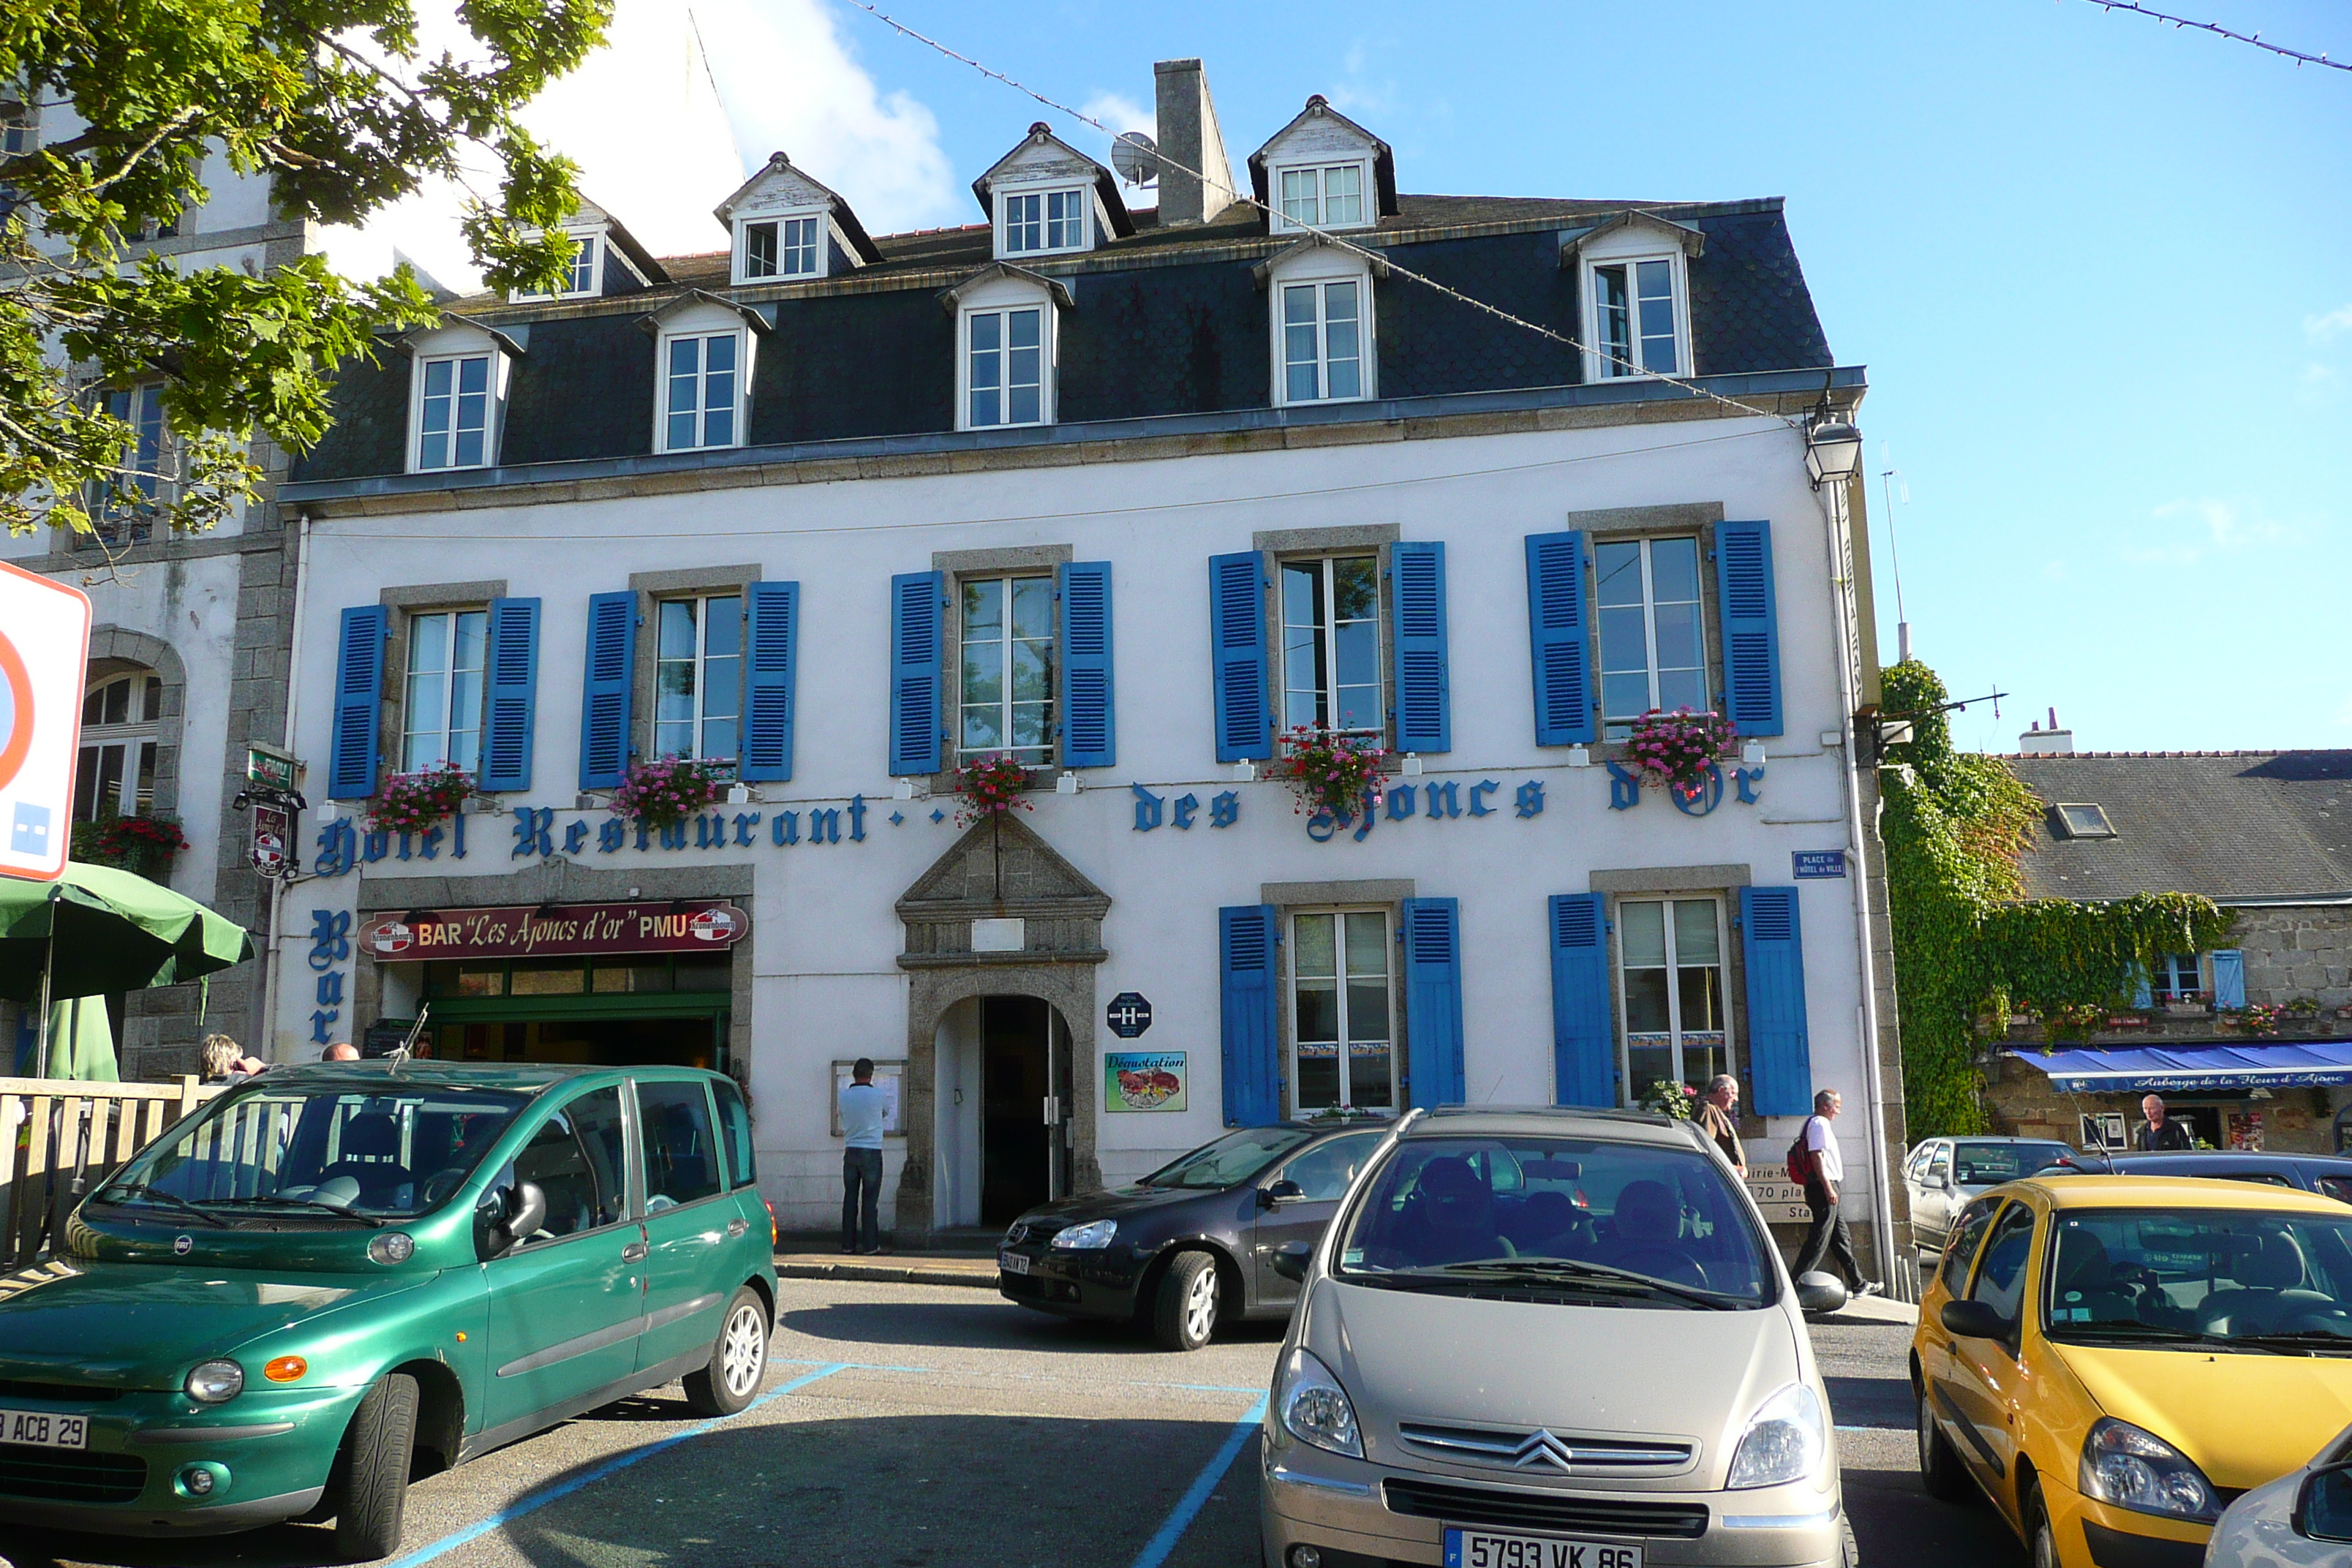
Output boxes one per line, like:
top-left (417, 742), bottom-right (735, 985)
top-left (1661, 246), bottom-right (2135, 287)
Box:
top-left (361, 901), bottom-right (748, 961)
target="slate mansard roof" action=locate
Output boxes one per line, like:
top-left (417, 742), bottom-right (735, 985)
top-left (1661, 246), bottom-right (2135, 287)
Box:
top-left (2009, 751), bottom-right (2352, 905)
top-left (293, 192), bottom-right (1836, 485)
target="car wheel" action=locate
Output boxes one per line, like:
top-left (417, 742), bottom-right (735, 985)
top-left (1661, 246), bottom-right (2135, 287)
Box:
top-left (1916, 1386), bottom-right (1972, 1504)
top-left (684, 1286), bottom-right (770, 1416)
top-left (1153, 1251), bottom-right (1220, 1352)
top-left (2022, 1476), bottom-right (2059, 1568)
top-left (1840, 1510), bottom-right (1860, 1568)
top-left (333, 1371), bottom-right (418, 1561)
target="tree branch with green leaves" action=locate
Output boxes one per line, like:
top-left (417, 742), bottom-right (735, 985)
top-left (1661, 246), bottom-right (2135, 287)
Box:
top-left (1, 0), bottom-right (611, 538)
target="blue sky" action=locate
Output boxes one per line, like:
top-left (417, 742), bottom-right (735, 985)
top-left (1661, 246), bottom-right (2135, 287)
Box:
top-left (475, 1), bottom-right (2345, 755)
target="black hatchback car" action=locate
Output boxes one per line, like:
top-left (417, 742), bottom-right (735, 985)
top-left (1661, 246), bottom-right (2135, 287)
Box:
top-left (996, 1122), bottom-right (1394, 1350)
top-left (2076, 1149), bottom-right (2352, 1200)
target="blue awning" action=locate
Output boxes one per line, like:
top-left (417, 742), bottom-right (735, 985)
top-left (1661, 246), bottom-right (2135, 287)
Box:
top-left (2010, 1041), bottom-right (2352, 1096)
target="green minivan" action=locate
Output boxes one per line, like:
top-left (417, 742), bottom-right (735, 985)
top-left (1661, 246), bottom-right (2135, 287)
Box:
top-left (0, 1061), bottom-right (778, 1559)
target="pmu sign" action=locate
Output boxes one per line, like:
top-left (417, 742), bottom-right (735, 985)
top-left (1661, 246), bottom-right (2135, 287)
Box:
top-left (0, 562), bottom-right (94, 882)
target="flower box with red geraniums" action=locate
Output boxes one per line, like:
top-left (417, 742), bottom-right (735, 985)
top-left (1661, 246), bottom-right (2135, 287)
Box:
top-left (609, 756), bottom-right (730, 832)
top-left (951, 753), bottom-right (1035, 829)
top-left (368, 761), bottom-right (477, 835)
top-left (72, 813), bottom-right (188, 880)
top-left (1622, 709), bottom-right (1739, 802)
top-left (1272, 725), bottom-right (1389, 823)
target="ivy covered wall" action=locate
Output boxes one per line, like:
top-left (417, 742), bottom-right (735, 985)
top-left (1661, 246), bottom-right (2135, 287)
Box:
top-left (1879, 660), bottom-right (2236, 1138)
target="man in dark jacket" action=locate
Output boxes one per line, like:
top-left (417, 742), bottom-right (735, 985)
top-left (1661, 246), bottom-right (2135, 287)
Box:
top-left (2136, 1094), bottom-right (2194, 1151)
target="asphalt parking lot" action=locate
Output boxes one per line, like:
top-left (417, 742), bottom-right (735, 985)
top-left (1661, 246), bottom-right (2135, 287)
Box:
top-left (7, 1280), bottom-right (2024, 1568)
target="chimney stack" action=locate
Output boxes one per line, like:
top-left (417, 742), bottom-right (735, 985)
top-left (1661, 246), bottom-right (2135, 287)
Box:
top-left (2021, 708), bottom-right (2076, 755)
top-left (1153, 59), bottom-right (1237, 227)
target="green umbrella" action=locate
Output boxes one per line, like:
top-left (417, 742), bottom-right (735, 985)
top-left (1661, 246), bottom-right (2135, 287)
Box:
top-left (0, 862), bottom-right (255, 1002)
top-left (25, 993), bottom-right (118, 1082)
top-left (0, 864), bottom-right (256, 1079)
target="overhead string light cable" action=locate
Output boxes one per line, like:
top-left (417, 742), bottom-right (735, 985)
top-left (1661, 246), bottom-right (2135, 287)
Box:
top-left (844, 1), bottom-right (1810, 429)
top-left (2068, 1), bottom-right (2346, 72)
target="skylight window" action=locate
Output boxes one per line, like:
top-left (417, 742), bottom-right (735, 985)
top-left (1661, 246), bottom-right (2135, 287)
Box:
top-left (2053, 803), bottom-right (2117, 840)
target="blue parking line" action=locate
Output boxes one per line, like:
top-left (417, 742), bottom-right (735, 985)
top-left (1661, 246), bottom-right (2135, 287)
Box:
top-left (384, 1362), bottom-right (851, 1568)
top-left (1128, 1394), bottom-right (1269, 1568)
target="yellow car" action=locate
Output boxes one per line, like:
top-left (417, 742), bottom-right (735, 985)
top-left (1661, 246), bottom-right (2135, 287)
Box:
top-left (1911, 1175), bottom-right (2352, 1568)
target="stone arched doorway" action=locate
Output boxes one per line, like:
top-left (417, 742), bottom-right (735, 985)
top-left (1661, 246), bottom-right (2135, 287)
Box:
top-left (894, 815), bottom-right (1108, 1237)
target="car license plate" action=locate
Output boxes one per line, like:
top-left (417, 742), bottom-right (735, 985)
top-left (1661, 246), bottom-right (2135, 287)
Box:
top-left (1444, 1526), bottom-right (1639, 1568)
top-left (999, 1251), bottom-right (1032, 1275)
top-left (0, 1408), bottom-right (89, 1450)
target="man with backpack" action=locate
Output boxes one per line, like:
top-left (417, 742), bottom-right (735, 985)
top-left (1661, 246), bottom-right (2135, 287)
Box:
top-left (1789, 1088), bottom-right (1881, 1297)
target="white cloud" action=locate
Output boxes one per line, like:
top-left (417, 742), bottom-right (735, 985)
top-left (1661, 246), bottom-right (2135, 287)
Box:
top-left (696, 0), bottom-right (957, 235)
top-left (2126, 496), bottom-right (2309, 565)
top-left (2307, 304), bottom-right (2352, 341)
top-left (316, 0), bottom-right (954, 293)
top-left (1074, 91), bottom-right (1155, 176)
top-left (1326, 41), bottom-right (1398, 116)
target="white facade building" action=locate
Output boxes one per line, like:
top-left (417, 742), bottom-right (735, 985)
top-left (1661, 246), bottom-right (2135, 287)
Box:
top-left (266, 61), bottom-right (1905, 1263)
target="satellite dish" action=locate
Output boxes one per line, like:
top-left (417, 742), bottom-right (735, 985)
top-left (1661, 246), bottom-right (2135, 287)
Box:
top-left (1112, 131), bottom-right (1158, 187)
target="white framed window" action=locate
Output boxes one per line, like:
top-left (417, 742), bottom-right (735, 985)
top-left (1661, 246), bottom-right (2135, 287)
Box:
top-left (1280, 554), bottom-right (1382, 735)
top-left (85, 382), bottom-right (168, 544)
top-left (1583, 253), bottom-right (1688, 380)
top-left (957, 574), bottom-right (1055, 764)
top-left (512, 229), bottom-right (601, 300)
top-left (736, 214), bottom-right (823, 283)
top-left (1595, 535), bottom-right (1708, 736)
top-left (655, 595), bottom-right (742, 764)
top-left (401, 609), bottom-right (488, 774)
top-left (1275, 276), bottom-right (1370, 404)
top-left (962, 306), bottom-right (1049, 429)
top-left (659, 330), bottom-right (745, 453)
top-left (413, 353), bottom-right (494, 471)
top-left (75, 671), bottom-right (162, 821)
top-left (1273, 162), bottom-right (1369, 232)
top-left (998, 188), bottom-right (1089, 257)
top-left (1291, 907), bottom-right (1395, 1114)
top-left (1616, 896), bottom-right (1728, 1098)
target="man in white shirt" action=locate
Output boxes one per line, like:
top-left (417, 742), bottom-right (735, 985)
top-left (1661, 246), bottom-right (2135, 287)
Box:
top-left (1793, 1088), bottom-right (1880, 1296)
top-left (840, 1058), bottom-right (888, 1255)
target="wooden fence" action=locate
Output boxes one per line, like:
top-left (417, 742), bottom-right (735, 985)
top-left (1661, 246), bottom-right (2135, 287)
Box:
top-left (0, 1076), bottom-right (221, 1266)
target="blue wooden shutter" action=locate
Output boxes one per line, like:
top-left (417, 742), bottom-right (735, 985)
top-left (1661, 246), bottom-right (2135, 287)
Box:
top-left (1058, 561), bottom-right (1115, 768)
top-left (1402, 898), bottom-right (1467, 1107)
top-left (889, 570), bottom-right (945, 775)
top-left (1208, 551), bottom-right (1272, 761)
top-left (578, 591), bottom-right (637, 790)
top-left (741, 580), bottom-right (799, 782)
top-left (1741, 886), bottom-right (1812, 1117)
top-left (479, 597), bottom-right (540, 792)
top-left (328, 606), bottom-right (388, 799)
top-left (1715, 519), bottom-right (1784, 737)
top-left (1525, 532), bottom-right (1595, 745)
top-left (2211, 949), bottom-right (2246, 1010)
top-left (1220, 905), bottom-right (1281, 1126)
top-left (1549, 894), bottom-right (1615, 1107)
top-left (2129, 965), bottom-right (2153, 1009)
top-left (1390, 541), bottom-right (1451, 753)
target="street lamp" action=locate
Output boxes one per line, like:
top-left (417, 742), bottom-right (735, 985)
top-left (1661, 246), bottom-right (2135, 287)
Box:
top-left (1804, 414), bottom-right (1863, 489)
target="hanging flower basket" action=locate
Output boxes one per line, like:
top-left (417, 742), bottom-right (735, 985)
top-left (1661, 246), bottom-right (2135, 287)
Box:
top-left (609, 755), bottom-right (729, 832)
top-left (1273, 725), bottom-right (1389, 822)
top-left (951, 752), bottom-right (1034, 828)
top-left (369, 761), bottom-right (477, 834)
top-left (1622, 709), bottom-right (1738, 802)
top-left (72, 812), bottom-right (187, 881)
top-left (1640, 1079), bottom-right (1697, 1120)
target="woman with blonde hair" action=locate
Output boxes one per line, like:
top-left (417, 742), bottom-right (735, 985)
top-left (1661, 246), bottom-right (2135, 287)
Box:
top-left (199, 1034), bottom-right (265, 1082)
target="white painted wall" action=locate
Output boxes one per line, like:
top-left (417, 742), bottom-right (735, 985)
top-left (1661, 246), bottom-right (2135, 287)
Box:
top-left (279, 412), bottom-right (1882, 1229)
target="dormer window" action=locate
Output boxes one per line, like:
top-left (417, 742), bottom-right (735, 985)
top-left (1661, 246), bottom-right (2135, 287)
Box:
top-left (401, 318), bottom-right (518, 475)
top-left (736, 212), bottom-right (823, 283)
top-left (1564, 213), bottom-right (1703, 384)
top-left (1275, 163), bottom-right (1368, 232)
top-left (1260, 241), bottom-right (1381, 407)
top-left (943, 265), bottom-right (1069, 432)
top-left (1000, 188), bottom-right (1089, 257)
top-left (514, 227), bottom-right (603, 301)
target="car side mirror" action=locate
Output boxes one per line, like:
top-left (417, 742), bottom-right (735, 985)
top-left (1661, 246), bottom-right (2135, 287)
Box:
top-left (1940, 1298), bottom-right (2014, 1341)
top-left (1261, 1179), bottom-right (1306, 1210)
top-left (1923, 1172), bottom-right (1947, 1189)
top-left (505, 1180), bottom-right (547, 1242)
top-left (1270, 1240), bottom-right (1313, 1284)
top-left (2296, 1461), bottom-right (2352, 1542)
top-left (478, 1180), bottom-right (546, 1259)
top-left (1794, 1270), bottom-right (1847, 1316)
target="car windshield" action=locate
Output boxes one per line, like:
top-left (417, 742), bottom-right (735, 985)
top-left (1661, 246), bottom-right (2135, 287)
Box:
top-left (95, 1081), bottom-right (529, 1223)
top-left (1955, 1142), bottom-right (2076, 1184)
top-left (2046, 1207), bottom-right (2352, 1351)
top-left (1332, 1135), bottom-right (1771, 1309)
top-left (1142, 1126), bottom-right (1318, 1189)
